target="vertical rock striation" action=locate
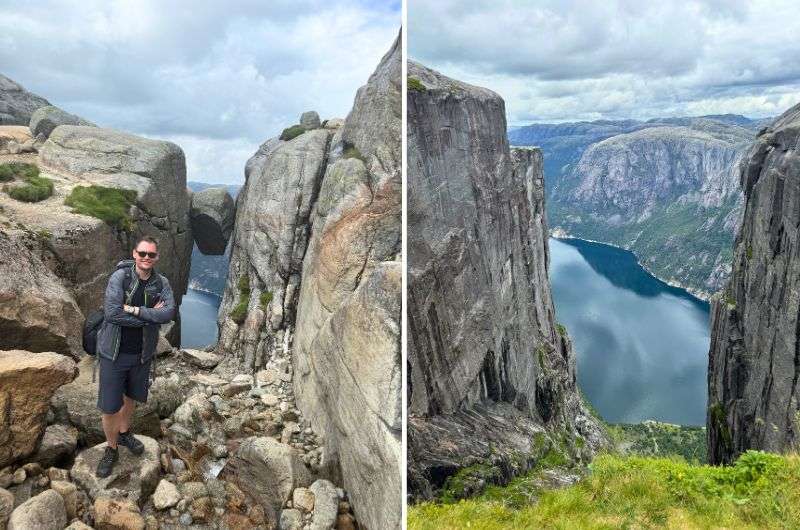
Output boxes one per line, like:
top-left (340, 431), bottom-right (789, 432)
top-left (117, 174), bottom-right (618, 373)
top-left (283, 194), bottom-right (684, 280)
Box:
top-left (217, 36), bottom-right (401, 529)
top-left (407, 62), bottom-right (604, 499)
top-left (708, 102), bottom-right (800, 464)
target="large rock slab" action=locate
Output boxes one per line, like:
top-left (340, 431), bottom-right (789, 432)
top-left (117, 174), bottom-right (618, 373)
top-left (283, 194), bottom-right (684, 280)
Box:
top-left (225, 437), bottom-right (311, 526)
top-left (708, 102), bottom-right (800, 464)
top-left (0, 232), bottom-right (84, 358)
top-left (406, 62), bottom-right (605, 498)
top-left (38, 125), bottom-right (193, 323)
top-left (0, 126), bottom-right (32, 152)
top-left (29, 105), bottom-right (95, 139)
top-left (71, 436), bottom-right (160, 504)
top-left (0, 350), bottom-right (77, 467)
top-left (7, 489), bottom-right (67, 530)
top-left (190, 187), bottom-right (235, 255)
top-left (50, 356), bottom-right (166, 446)
top-left (30, 424), bottom-right (78, 468)
top-left (0, 74), bottom-right (49, 125)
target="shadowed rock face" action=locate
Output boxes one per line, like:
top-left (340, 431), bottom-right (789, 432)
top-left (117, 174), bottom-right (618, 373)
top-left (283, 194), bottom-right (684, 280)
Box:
top-left (407, 62), bottom-right (605, 499)
top-left (190, 187), bottom-right (235, 255)
top-left (707, 102), bottom-right (800, 465)
top-left (0, 74), bottom-right (49, 125)
top-left (217, 35), bottom-right (401, 530)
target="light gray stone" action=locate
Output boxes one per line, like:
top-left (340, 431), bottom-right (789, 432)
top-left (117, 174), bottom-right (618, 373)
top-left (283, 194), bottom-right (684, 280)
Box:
top-left (181, 348), bottom-right (221, 369)
top-left (29, 105), bottom-right (95, 139)
top-left (292, 487), bottom-right (314, 513)
top-left (70, 437), bottom-right (160, 503)
top-left (153, 479), bottom-right (180, 510)
top-left (309, 479), bottom-right (338, 530)
top-left (299, 111), bottom-right (321, 130)
top-left (278, 508), bottom-right (302, 530)
top-left (7, 489), bottom-right (66, 530)
top-left (49, 480), bottom-right (79, 519)
top-left (31, 424), bottom-right (78, 468)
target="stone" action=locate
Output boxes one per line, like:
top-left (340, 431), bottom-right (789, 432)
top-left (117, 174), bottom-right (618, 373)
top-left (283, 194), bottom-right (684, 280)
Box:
top-left (152, 479), bottom-right (180, 510)
top-left (0, 350), bottom-right (77, 467)
top-left (65, 521), bottom-right (94, 530)
top-left (178, 512), bottom-right (192, 526)
top-left (406, 61), bottom-right (606, 502)
top-left (46, 467), bottom-right (69, 482)
top-left (31, 424), bottom-right (78, 468)
top-left (70, 437), bottom-right (160, 503)
top-left (309, 480), bottom-right (338, 530)
top-left (292, 487), bottom-right (314, 513)
top-left (221, 382), bottom-right (250, 398)
top-left (29, 105), bottom-right (95, 139)
top-left (21, 463), bottom-right (42, 476)
top-left (256, 369), bottom-right (279, 385)
top-left (189, 373), bottom-right (227, 387)
top-left (279, 508), bottom-right (303, 530)
top-left (171, 393), bottom-right (214, 436)
top-left (261, 394), bottom-right (279, 407)
top-left (180, 481), bottom-right (208, 501)
top-left (0, 126), bottom-right (31, 151)
top-left (323, 118), bottom-right (344, 130)
top-left (225, 437), bottom-right (311, 525)
top-left (189, 496), bottom-right (213, 522)
top-left (708, 101), bottom-right (800, 464)
top-left (181, 348), bottom-right (221, 368)
top-left (51, 357), bottom-right (162, 446)
top-left (50, 479), bottom-right (79, 519)
top-left (0, 74), bottom-right (50, 125)
top-left (300, 111), bottom-right (321, 130)
top-left (7, 489), bottom-right (67, 530)
top-left (94, 496), bottom-right (145, 530)
top-left (190, 187), bottom-right (235, 255)
top-left (0, 488), bottom-right (13, 529)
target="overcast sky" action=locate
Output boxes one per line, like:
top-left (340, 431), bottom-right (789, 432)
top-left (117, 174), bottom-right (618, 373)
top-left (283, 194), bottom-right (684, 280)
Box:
top-left (409, 0), bottom-right (800, 126)
top-left (0, 0), bottom-right (399, 184)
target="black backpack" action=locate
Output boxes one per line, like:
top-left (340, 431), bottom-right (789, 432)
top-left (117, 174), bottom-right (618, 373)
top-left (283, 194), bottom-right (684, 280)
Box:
top-left (82, 261), bottom-right (163, 356)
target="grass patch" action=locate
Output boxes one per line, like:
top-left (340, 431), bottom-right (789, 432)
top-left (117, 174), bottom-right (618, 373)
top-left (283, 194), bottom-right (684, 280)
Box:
top-left (556, 323), bottom-right (567, 337)
top-left (64, 185), bottom-right (137, 230)
top-left (229, 274), bottom-right (250, 324)
top-left (0, 162), bottom-right (39, 182)
top-left (5, 173), bottom-right (54, 203)
top-left (259, 290), bottom-right (273, 309)
top-left (409, 451), bottom-right (800, 530)
top-left (408, 76), bottom-right (426, 92)
top-left (279, 125), bottom-right (306, 141)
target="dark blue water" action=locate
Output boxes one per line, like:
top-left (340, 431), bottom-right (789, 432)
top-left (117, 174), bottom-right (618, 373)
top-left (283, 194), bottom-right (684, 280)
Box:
top-left (180, 289), bottom-right (221, 349)
top-left (549, 238), bottom-right (710, 426)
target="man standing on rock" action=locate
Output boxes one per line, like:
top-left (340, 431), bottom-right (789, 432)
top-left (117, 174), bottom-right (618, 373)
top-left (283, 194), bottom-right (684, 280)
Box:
top-left (95, 236), bottom-right (175, 477)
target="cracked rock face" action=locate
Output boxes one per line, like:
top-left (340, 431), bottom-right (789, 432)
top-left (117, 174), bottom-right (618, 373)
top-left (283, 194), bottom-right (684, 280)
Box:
top-left (707, 102), bottom-right (800, 464)
top-left (0, 74), bottom-right (49, 125)
top-left (217, 34), bottom-right (401, 530)
top-left (407, 62), bottom-right (605, 499)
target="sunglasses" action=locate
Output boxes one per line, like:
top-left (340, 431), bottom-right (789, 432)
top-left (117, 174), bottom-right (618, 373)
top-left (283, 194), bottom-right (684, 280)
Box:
top-left (135, 250), bottom-right (158, 259)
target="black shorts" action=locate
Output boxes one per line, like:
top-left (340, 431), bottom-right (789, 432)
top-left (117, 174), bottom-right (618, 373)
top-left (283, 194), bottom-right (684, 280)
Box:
top-left (97, 353), bottom-right (152, 414)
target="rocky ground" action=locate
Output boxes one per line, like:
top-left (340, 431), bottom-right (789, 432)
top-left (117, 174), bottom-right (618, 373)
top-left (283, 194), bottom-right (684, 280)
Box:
top-left (0, 334), bottom-right (359, 530)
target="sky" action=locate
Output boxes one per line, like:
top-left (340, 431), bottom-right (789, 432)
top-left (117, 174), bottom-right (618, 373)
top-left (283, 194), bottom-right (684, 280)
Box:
top-left (0, 0), bottom-right (399, 184)
top-left (409, 0), bottom-right (800, 126)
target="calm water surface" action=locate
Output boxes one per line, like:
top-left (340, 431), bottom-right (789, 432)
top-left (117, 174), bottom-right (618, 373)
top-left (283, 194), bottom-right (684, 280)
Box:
top-left (180, 289), bottom-right (221, 349)
top-left (549, 238), bottom-right (710, 426)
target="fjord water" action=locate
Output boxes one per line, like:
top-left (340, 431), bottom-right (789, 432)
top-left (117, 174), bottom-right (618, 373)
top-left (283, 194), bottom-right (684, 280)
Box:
top-left (549, 238), bottom-right (710, 426)
top-left (180, 289), bottom-right (221, 348)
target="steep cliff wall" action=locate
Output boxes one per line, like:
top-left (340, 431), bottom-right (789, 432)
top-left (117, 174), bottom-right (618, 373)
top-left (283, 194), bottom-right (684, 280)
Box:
top-left (407, 62), bottom-right (604, 500)
top-left (216, 37), bottom-right (401, 529)
top-left (707, 102), bottom-right (800, 464)
top-left (0, 75), bottom-right (49, 125)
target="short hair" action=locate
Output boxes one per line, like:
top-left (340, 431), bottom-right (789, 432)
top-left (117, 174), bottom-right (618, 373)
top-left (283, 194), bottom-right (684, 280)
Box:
top-left (133, 235), bottom-right (159, 251)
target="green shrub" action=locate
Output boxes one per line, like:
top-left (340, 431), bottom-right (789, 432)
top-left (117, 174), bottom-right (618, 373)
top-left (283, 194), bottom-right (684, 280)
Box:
top-left (342, 143), bottom-right (365, 162)
top-left (556, 323), bottom-right (567, 337)
top-left (746, 245), bottom-right (753, 260)
top-left (280, 125), bottom-right (306, 141)
top-left (6, 173), bottom-right (54, 203)
top-left (0, 162), bottom-right (39, 182)
top-left (230, 274), bottom-right (251, 324)
top-left (64, 185), bottom-right (137, 230)
top-left (408, 76), bottom-right (426, 92)
top-left (260, 290), bottom-right (273, 309)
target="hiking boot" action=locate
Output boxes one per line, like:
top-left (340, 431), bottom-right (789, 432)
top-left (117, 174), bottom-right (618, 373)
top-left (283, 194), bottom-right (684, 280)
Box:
top-left (118, 430), bottom-right (145, 456)
top-left (96, 446), bottom-right (118, 478)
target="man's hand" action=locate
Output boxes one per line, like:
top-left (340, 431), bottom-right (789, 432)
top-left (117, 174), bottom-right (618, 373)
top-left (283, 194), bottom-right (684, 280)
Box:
top-left (154, 300), bottom-right (165, 309)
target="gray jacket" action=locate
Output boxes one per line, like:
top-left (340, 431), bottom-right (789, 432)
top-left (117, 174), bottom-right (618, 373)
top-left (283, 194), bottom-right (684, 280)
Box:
top-left (96, 260), bottom-right (175, 363)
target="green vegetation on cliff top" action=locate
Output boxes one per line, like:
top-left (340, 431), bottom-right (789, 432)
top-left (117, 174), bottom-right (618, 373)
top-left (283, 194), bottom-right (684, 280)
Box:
top-left (64, 185), bottom-right (137, 230)
top-left (409, 451), bottom-right (800, 529)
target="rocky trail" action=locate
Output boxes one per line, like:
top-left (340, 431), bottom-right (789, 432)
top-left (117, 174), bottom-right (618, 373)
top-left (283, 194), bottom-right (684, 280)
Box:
top-left (1, 334), bottom-right (359, 530)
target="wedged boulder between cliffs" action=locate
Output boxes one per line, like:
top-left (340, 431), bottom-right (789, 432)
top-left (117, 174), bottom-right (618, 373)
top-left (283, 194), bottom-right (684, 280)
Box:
top-left (190, 187), bottom-right (235, 255)
top-left (0, 350), bottom-right (77, 468)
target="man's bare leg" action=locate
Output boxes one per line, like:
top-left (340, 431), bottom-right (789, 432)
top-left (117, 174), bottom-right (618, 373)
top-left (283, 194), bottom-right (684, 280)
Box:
top-left (101, 412), bottom-right (120, 449)
top-left (118, 395), bottom-right (136, 434)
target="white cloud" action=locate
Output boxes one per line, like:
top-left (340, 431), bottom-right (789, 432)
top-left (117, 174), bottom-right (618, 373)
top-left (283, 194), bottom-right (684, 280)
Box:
top-left (0, 0), bottom-right (399, 183)
top-left (409, 0), bottom-right (800, 124)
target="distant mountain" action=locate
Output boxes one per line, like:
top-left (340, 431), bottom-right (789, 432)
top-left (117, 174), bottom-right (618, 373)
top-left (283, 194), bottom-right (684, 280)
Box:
top-left (187, 181), bottom-right (241, 296)
top-left (509, 115), bottom-right (772, 298)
